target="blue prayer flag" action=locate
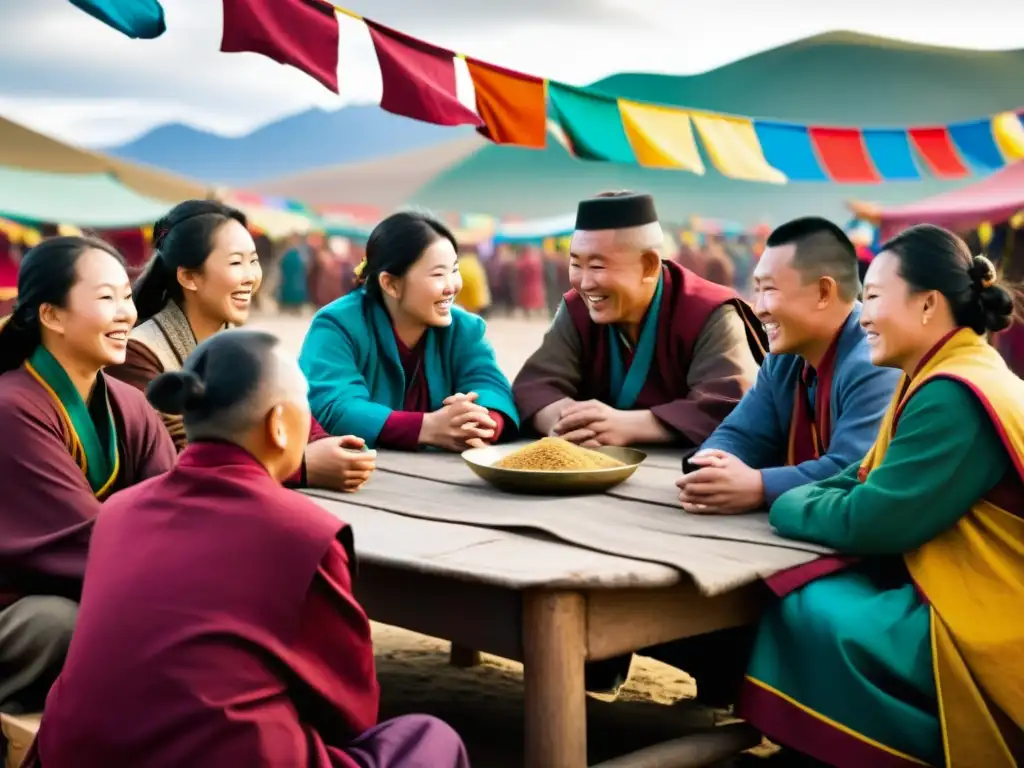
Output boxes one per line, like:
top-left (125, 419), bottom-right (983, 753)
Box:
top-left (68, 0), bottom-right (166, 39)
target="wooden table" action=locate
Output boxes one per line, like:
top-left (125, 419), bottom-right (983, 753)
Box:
top-left (305, 488), bottom-right (766, 767)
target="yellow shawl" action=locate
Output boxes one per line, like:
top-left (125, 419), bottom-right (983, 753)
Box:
top-left (860, 328), bottom-right (1024, 766)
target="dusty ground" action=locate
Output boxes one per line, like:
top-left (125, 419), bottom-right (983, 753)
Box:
top-left (249, 310), bottom-right (767, 766)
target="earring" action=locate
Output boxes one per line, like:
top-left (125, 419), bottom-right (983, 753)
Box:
top-left (921, 315), bottom-right (928, 326)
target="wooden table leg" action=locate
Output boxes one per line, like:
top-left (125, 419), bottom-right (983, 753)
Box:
top-left (449, 643), bottom-right (481, 668)
top-left (523, 590), bottom-right (587, 768)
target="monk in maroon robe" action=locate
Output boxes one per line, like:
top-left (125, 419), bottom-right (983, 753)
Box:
top-left (27, 329), bottom-right (469, 767)
top-left (513, 191), bottom-right (766, 451)
top-left (0, 237), bottom-right (176, 713)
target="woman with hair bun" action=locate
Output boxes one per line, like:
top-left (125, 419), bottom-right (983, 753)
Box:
top-left (738, 224), bottom-right (1024, 766)
top-left (29, 329), bottom-right (469, 768)
top-left (109, 200), bottom-right (374, 493)
top-left (0, 236), bottom-right (175, 713)
top-left (299, 211), bottom-right (518, 451)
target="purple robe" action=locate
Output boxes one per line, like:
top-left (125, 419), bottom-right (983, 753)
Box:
top-left (0, 367), bottom-right (175, 606)
top-left (28, 442), bottom-right (468, 768)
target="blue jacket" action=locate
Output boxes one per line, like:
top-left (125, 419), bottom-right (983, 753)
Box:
top-left (299, 290), bottom-right (519, 447)
top-left (700, 306), bottom-right (900, 503)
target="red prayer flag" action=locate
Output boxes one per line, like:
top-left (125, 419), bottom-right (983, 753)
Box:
top-left (808, 127), bottom-right (880, 183)
top-left (465, 58), bottom-right (546, 149)
top-left (220, 0), bottom-right (340, 94)
top-left (365, 20), bottom-right (481, 128)
top-left (907, 128), bottom-right (969, 179)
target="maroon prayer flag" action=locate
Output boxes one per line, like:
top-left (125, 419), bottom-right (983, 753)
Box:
top-left (365, 20), bottom-right (482, 127)
top-left (220, 0), bottom-right (340, 94)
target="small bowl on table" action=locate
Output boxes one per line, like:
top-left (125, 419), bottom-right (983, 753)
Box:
top-left (461, 444), bottom-right (647, 495)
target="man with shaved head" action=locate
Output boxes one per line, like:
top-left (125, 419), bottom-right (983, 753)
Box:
top-left (514, 191), bottom-right (765, 448)
top-left (30, 329), bottom-right (469, 767)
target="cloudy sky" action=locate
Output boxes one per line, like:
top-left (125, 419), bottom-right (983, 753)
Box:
top-left (2, 0), bottom-right (1023, 147)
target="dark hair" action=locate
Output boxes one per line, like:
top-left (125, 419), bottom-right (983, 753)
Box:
top-left (0, 236), bottom-right (126, 374)
top-left (133, 200), bottom-right (248, 325)
top-left (766, 217), bottom-right (860, 301)
top-left (360, 211), bottom-right (457, 301)
top-left (146, 329), bottom-right (278, 424)
top-left (879, 224), bottom-right (1013, 335)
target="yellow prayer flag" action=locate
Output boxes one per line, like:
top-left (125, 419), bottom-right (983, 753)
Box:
top-left (690, 113), bottom-right (787, 184)
top-left (618, 100), bottom-right (705, 174)
top-left (57, 224), bottom-right (83, 237)
top-left (992, 112), bottom-right (1024, 163)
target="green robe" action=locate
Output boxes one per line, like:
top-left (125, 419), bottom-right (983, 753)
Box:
top-left (739, 379), bottom-right (1011, 766)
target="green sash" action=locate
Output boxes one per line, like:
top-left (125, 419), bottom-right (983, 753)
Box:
top-left (25, 346), bottom-right (119, 496)
top-left (607, 273), bottom-right (663, 410)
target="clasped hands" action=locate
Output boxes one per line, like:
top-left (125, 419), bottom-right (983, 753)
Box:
top-left (675, 448), bottom-right (765, 515)
top-left (421, 392), bottom-right (497, 452)
top-left (548, 399), bottom-right (643, 447)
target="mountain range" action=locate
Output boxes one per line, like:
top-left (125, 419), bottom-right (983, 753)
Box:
top-left (102, 106), bottom-right (472, 186)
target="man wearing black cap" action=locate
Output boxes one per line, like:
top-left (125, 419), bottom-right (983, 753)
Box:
top-left (513, 191), bottom-right (765, 448)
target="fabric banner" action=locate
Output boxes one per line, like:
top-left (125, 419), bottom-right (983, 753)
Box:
top-left (547, 82), bottom-right (635, 163)
top-left (690, 114), bottom-right (786, 184)
top-left (70, 0), bottom-right (166, 39)
top-left (220, 0), bottom-right (340, 93)
top-left (618, 100), bottom-right (704, 173)
top-left (465, 59), bottom-right (547, 148)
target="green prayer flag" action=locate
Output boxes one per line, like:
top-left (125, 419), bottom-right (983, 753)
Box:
top-left (547, 81), bottom-right (636, 164)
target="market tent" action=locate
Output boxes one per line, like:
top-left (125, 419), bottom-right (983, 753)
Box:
top-left (0, 117), bottom-right (207, 202)
top-left (0, 167), bottom-right (172, 228)
top-left (876, 161), bottom-right (1024, 237)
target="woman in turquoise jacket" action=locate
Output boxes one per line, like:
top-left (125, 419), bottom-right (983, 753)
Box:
top-left (299, 212), bottom-right (518, 451)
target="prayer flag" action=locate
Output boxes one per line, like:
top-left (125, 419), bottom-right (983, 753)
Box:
top-left (907, 128), bottom-right (969, 178)
top-left (69, 0), bottom-right (165, 39)
top-left (618, 101), bottom-right (704, 174)
top-left (366, 21), bottom-right (481, 127)
top-left (690, 114), bottom-right (786, 183)
top-left (809, 128), bottom-right (880, 183)
top-left (465, 59), bottom-right (546, 149)
top-left (948, 120), bottom-right (1005, 172)
top-left (754, 122), bottom-right (827, 181)
top-left (220, 0), bottom-right (340, 93)
top-left (861, 130), bottom-right (920, 181)
top-left (547, 82), bottom-right (635, 163)
top-left (991, 112), bottom-right (1024, 163)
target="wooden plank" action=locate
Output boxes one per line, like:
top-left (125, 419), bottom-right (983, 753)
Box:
top-left (522, 591), bottom-right (588, 768)
top-left (585, 582), bottom-right (764, 660)
top-left (591, 723), bottom-right (761, 768)
top-left (306, 473), bottom-right (828, 597)
top-left (306, 494), bottom-right (683, 590)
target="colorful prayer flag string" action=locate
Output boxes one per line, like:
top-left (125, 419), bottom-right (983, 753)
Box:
top-left (216, 0), bottom-right (1024, 184)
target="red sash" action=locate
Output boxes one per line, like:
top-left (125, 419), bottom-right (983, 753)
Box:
top-left (765, 334), bottom-right (858, 597)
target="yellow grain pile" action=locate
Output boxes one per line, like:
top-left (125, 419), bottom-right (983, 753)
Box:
top-left (494, 437), bottom-right (625, 471)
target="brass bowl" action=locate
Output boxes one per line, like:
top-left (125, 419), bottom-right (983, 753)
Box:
top-left (461, 444), bottom-right (647, 494)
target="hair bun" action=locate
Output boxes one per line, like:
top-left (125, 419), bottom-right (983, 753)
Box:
top-left (151, 216), bottom-right (172, 250)
top-left (146, 370), bottom-right (206, 415)
top-left (969, 255), bottom-right (997, 290)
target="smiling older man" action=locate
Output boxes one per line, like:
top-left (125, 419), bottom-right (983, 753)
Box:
top-left (513, 191), bottom-right (765, 449)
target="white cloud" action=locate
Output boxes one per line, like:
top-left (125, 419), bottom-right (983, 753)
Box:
top-left (1, 0), bottom-right (1023, 146)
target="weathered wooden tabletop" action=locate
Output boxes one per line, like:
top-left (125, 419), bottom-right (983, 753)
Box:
top-left (304, 445), bottom-right (829, 596)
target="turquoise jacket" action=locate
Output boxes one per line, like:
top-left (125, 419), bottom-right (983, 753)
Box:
top-left (299, 290), bottom-right (519, 447)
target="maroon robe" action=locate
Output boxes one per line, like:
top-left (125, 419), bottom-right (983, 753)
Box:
top-left (516, 249), bottom-right (545, 311)
top-left (29, 442), bottom-right (469, 768)
top-left (376, 329), bottom-right (506, 450)
top-left (515, 260), bottom-right (765, 444)
top-left (0, 368), bottom-right (175, 607)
